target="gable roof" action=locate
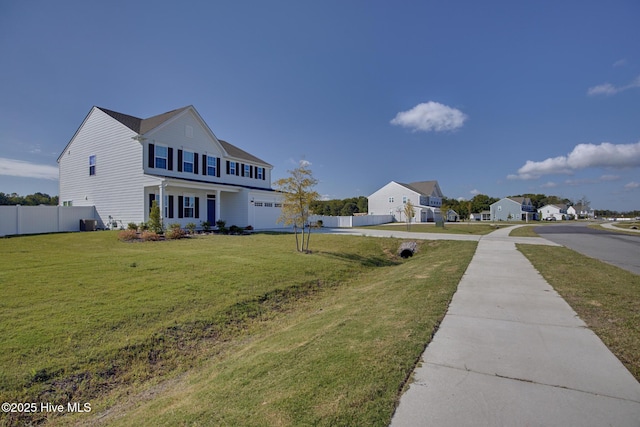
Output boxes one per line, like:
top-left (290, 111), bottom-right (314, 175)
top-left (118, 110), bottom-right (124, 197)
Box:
top-left (97, 106), bottom-right (190, 134)
top-left (395, 180), bottom-right (442, 197)
top-left (95, 106), bottom-right (270, 166)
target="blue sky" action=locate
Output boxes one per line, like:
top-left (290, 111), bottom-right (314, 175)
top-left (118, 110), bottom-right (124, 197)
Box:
top-left (1, 1), bottom-right (639, 211)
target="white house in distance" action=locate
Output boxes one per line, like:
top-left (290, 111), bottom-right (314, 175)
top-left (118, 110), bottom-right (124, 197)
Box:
top-left (538, 204), bottom-right (568, 221)
top-left (58, 105), bottom-right (283, 230)
top-left (368, 180), bottom-right (444, 222)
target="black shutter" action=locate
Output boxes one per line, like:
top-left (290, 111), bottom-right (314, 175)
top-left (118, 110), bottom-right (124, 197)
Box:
top-left (177, 150), bottom-right (183, 172)
top-left (195, 197), bottom-right (200, 219)
top-left (217, 158), bottom-right (221, 177)
top-left (262, 167), bottom-right (266, 180)
top-left (194, 152), bottom-right (199, 174)
top-left (168, 195), bottom-right (174, 218)
top-left (236, 162), bottom-right (240, 176)
top-left (178, 196), bottom-right (184, 218)
top-left (226, 160), bottom-right (230, 175)
top-left (241, 163), bottom-right (245, 177)
top-left (148, 144), bottom-right (155, 168)
top-left (168, 148), bottom-right (174, 170)
top-left (250, 165), bottom-right (254, 178)
top-left (149, 194), bottom-right (155, 213)
top-left (202, 154), bottom-right (207, 175)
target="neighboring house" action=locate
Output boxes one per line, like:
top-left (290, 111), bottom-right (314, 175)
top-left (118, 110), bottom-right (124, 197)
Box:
top-left (470, 211), bottom-right (491, 221)
top-left (368, 180), bottom-right (444, 222)
top-left (446, 209), bottom-right (459, 222)
top-left (490, 197), bottom-right (538, 221)
top-left (58, 105), bottom-right (283, 230)
top-left (567, 204), bottom-right (595, 219)
top-left (538, 204), bottom-right (567, 221)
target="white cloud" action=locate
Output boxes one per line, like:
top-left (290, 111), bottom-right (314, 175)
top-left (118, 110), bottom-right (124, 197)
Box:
top-left (588, 75), bottom-right (640, 96)
top-left (509, 141), bottom-right (640, 180)
top-left (390, 101), bottom-right (467, 132)
top-left (0, 157), bottom-right (58, 180)
top-left (470, 189), bottom-right (480, 195)
top-left (613, 59), bottom-right (627, 68)
top-left (624, 181), bottom-right (639, 190)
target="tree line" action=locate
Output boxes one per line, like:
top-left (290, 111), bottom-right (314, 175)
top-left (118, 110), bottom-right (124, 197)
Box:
top-left (0, 192), bottom-right (59, 206)
top-left (310, 196), bottom-right (368, 216)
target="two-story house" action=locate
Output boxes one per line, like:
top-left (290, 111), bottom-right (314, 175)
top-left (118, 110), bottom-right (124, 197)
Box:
top-left (490, 197), bottom-right (538, 221)
top-left (368, 180), bottom-right (444, 222)
top-left (538, 204), bottom-right (568, 221)
top-left (58, 105), bottom-right (283, 230)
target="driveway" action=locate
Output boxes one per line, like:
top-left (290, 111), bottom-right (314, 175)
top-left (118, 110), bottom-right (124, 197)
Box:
top-left (534, 222), bottom-right (640, 275)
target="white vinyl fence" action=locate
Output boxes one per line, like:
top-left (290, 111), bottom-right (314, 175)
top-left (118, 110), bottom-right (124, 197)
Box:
top-left (0, 205), bottom-right (97, 237)
top-left (309, 214), bottom-right (393, 228)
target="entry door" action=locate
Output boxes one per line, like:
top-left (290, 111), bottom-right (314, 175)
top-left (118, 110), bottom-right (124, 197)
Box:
top-left (207, 198), bottom-right (216, 224)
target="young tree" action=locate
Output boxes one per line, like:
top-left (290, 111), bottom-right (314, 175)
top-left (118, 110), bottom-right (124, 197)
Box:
top-left (404, 199), bottom-right (415, 231)
top-left (148, 200), bottom-right (163, 234)
top-left (274, 161), bottom-right (319, 253)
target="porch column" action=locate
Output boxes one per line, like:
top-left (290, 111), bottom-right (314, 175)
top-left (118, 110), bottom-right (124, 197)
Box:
top-left (215, 189), bottom-right (221, 223)
top-left (158, 182), bottom-right (166, 225)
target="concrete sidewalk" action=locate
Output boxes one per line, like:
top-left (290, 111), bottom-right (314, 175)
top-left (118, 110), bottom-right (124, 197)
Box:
top-left (390, 227), bottom-right (640, 427)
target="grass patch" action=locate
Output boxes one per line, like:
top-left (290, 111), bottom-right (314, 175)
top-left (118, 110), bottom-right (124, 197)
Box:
top-left (0, 232), bottom-right (476, 426)
top-left (509, 225), bottom-right (540, 237)
top-left (359, 223), bottom-right (496, 235)
top-left (518, 244), bottom-right (640, 381)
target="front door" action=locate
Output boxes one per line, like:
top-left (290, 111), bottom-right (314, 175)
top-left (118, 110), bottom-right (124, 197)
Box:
top-left (207, 198), bottom-right (216, 224)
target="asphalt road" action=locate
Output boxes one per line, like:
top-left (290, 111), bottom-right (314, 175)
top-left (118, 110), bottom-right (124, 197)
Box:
top-left (534, 222), bottom-right (640, 275)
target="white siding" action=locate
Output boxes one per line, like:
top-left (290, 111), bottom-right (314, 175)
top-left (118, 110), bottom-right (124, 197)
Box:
top-left (59, 108), bottom-right (145, 227)
top-left (368, 182), bottom-right (420, 222)
top-left (143, 110), bottom-right (272, 190)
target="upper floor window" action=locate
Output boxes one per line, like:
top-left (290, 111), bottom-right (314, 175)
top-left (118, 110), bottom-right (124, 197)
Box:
top-left (155, 145), bottom-right (168, 169)
top-left (183, 151), bottom-right (194, 173)
top-left (244, 164), bottom-right (251, 177)
top-left (257, 167), bottom-right (264, 180)
top-left (89, 155), bottom-right (96, 176)
top-left (229, 161), bottom-right (237, 175)
top-left (402, 196), bottom-right (407, 204)
top-left (207, 156), bottom-right (217, 176)
top-left (388, 197), bottom-right (394, 203)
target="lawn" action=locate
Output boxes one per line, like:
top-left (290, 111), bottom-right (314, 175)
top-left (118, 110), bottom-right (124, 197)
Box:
top-left (359, 222), bottom-right (497, 235)
top-left (0, 231), bottom-right (476, 426)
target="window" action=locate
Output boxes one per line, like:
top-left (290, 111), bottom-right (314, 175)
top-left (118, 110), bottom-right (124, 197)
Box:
top-left (255, 202), bottom-right (263, 207)
top-left (388, 197), bottom-right (394, 203)
top-left (207, 156), bottom-right (217, 176)
top-left (229, 161), bottom-right (236, 175)
top-left (274, 203), bottom-right (282, 208)
top-left (264, 202), bottom-right (273, 207)
top-left (89, 155), bottom-right (96, 176)
top-left (244, 164), bottom-right (250, 177)
top-left (257, 167), bottom-right (264, 180)
top-left (183, 151), bottom-right (194, 173)
top-left (63, 200), bottom-right (73, 206)
top-left (183, 196), bottom-right (195, 218)
top-left (155, 145), bottom-right (168, 169)
top-left (164, 195), bottom-right (169, 218)
top-left (403, 196), bottom-right (407, 204)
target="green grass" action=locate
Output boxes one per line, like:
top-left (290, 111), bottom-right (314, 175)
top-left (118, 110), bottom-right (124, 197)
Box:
top-left (359, 223), bottom-right (497, 235)
top-left (508, 225), bottom-right (541, 237)
top-left (518, 244), bottom-right (640, 381)
top-left (0, 232), bottom-right (476, 426)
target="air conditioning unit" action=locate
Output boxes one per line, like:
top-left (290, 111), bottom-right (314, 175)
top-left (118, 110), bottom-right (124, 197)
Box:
top-left (80, 219), bottom-right (97, 231)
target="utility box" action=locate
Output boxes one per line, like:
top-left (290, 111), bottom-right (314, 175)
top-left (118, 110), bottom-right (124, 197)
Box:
top-left (80, 219), bottom-right (97, 231)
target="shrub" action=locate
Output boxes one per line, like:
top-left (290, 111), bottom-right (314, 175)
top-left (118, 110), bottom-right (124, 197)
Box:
top-left (216, 220), bottom-right (227, 234)
top-left (186, 222), bottom-right (197, 234)
top-left (166, 223), bottom-right (187, 240)
top-left (138, 222), bottom-right (149, 231)
top-left (229, 225), bottom-right (243, 235)
top-left (245, 225), bottom-right (253, 231)
top-left (118, 229), bottom-right (138, 241)
top-left (148, 200), bottom-right (163, 234)
top-left (141, 231), bottom-right (160, 241)
top-left (127, 222), bottom-right (138, 230)
top-left (201, 221), bottom-right (211, 232)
